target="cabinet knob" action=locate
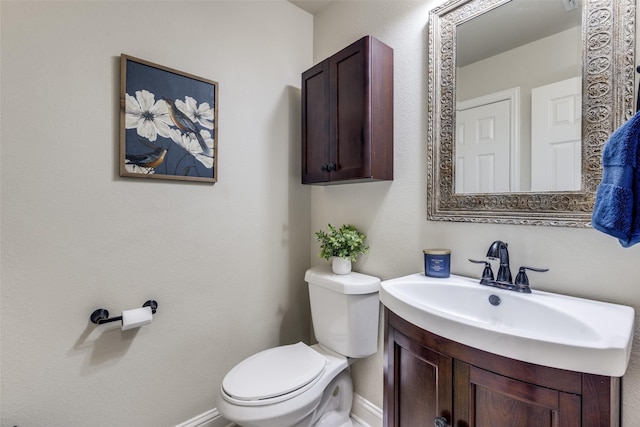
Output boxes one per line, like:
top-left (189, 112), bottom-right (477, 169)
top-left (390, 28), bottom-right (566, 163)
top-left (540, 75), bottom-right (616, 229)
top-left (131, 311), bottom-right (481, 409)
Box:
top-left (434, 416), bottom-right (448, 427)
top-left (321, 163), bottom-right (337, 172)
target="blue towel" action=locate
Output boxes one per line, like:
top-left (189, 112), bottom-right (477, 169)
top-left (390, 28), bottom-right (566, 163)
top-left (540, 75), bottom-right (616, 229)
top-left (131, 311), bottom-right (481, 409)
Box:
top-left (592, 111), bottom-right (640, 247)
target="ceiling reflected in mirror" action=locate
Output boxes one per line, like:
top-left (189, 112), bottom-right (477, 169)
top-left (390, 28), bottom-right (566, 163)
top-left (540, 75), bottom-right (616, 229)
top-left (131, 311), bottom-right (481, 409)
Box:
top-left (457, 0), bottom-right (581, 67)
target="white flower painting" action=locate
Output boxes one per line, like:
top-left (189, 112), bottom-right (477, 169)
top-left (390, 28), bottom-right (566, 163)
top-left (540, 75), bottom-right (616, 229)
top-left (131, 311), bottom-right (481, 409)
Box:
top-left (120, 55), bottom-right (218, 183)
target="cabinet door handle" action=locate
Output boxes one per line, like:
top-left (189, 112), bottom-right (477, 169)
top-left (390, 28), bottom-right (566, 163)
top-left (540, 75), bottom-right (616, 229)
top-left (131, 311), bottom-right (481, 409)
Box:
top-left (321, 163), bottom-right (337, 172)
top-left (434, 416), bottom-right (448, 427)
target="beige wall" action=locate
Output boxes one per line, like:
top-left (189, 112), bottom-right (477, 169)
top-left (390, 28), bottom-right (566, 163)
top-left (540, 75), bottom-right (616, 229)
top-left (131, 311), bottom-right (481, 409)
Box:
top-left (0, 1), bottom-right (313, 425)
top-left (312, 1), bottom-right (640, 425)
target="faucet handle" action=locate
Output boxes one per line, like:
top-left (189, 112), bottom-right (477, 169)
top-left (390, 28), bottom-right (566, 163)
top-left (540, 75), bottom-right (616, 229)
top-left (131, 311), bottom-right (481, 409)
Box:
top-left (514, 266), bottom-right (549, 293)
top-left (469, 259), bottom-right (494, 285)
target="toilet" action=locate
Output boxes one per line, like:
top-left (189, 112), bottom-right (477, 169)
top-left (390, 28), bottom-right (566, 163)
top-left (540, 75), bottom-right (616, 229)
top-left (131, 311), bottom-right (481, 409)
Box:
top-left (216, 266), bottom-right (381, 427)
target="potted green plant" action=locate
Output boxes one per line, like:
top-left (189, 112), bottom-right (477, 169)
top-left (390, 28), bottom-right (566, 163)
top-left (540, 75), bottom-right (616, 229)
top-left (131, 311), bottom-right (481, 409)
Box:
top-left (314, 224), bottom-right (369, 274)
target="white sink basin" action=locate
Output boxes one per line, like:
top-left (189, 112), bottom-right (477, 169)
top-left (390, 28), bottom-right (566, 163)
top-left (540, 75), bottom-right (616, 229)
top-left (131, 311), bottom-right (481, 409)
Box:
top-left (380, 273), bottom-right (635, 376)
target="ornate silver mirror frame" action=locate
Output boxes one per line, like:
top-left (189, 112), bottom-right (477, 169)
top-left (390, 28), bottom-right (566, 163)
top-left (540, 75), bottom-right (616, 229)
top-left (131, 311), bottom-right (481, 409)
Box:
top-left (427, 0), bottom-right (636, 227)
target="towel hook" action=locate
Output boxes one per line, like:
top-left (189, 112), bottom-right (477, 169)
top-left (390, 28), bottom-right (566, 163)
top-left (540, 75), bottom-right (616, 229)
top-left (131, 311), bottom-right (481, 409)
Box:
top-left (636, 65), bottom-right (640, 113)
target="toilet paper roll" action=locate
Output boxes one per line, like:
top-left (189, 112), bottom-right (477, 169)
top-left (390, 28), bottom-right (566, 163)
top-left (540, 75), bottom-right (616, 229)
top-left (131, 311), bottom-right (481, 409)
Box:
top-left (121, 306), bottom-right (153, 331)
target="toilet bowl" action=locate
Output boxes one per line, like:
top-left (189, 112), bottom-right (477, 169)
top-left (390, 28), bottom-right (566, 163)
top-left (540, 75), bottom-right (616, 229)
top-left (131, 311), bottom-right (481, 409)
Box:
top-left (216, 267), bottom-right (380, 427)
top-left (216, 343), bottom-right (353, 427)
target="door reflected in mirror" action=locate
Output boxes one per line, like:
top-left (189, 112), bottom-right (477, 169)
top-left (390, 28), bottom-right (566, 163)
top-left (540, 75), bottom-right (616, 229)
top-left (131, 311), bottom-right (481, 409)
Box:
top-left (455, 0), bottom-right (582, 194)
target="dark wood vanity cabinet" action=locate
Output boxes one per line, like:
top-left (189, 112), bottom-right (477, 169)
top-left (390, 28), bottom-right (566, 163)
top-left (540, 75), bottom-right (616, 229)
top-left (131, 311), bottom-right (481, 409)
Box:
top-left (384, 308), bottom-right (621, 427)
top-left (301, 36), bottom-right (393, 184)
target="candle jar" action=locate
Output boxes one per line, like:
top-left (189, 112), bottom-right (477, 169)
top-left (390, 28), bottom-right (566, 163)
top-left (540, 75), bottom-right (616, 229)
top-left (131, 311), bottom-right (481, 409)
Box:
top-left (423, 249), bottom-right (451, 278)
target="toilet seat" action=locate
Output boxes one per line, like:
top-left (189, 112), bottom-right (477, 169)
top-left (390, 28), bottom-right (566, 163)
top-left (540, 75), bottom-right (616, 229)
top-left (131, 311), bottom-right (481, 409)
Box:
top-left (222, 342), bottom-right (327, 406)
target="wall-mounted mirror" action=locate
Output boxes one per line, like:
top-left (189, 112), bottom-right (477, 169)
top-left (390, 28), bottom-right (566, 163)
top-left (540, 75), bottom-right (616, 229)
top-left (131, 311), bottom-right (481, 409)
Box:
top-left (427, 0), bottom-right (635, 227)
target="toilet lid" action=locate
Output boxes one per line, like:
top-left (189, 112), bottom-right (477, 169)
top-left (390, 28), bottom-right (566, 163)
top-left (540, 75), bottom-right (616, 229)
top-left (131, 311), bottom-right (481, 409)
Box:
top-left (222, 342), bottom-right (326, 402)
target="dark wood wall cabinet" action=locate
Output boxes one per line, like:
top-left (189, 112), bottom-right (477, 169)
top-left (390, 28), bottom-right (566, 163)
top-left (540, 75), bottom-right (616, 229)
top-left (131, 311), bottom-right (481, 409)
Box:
top-left (301, 36), bottom-right (393, 185)
top-left (384, 308), bottom-right (621, 427)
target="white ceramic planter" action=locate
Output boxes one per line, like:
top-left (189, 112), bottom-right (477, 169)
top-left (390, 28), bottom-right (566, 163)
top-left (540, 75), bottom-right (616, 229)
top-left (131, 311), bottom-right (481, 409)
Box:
top-left (332, 257), bottom-right (352, 275)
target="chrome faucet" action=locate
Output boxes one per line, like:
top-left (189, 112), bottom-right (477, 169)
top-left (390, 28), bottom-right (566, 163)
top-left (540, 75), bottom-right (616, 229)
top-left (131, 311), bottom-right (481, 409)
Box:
top-left (486, 240), bottom-right (512, 285)
top-left (469, 241), bottom-right (548, 293)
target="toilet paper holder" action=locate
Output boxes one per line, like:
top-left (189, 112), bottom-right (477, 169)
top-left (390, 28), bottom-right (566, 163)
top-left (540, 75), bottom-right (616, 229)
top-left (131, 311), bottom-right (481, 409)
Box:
top-left (90, 300), bottom-right (158, 325)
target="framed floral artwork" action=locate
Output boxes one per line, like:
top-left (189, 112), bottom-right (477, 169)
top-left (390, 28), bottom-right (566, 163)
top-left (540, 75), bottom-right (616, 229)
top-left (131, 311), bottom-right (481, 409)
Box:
top-left (120, 54), bottom-right (218, 183)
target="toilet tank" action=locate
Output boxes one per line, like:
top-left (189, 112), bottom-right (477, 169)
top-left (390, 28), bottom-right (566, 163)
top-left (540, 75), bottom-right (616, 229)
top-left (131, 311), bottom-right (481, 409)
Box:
top-left (304, 266), bottom-right (380, 358)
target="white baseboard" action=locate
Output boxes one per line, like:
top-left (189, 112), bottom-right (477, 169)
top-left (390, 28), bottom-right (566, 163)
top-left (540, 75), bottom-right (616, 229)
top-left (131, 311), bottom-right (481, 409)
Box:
top-left (351, 393), bottom-right (383, 427)
top-left (176, 393), bottom-right (382, 427)
top-left (175, 408), bottom-right (233, 427)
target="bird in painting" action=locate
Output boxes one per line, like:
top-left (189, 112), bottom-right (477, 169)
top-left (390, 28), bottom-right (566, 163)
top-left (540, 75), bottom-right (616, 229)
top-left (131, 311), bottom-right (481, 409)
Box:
top-left (163, 98), bottom-right (212, 156)
top-left (125, 146), bottom-right (168, 169)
